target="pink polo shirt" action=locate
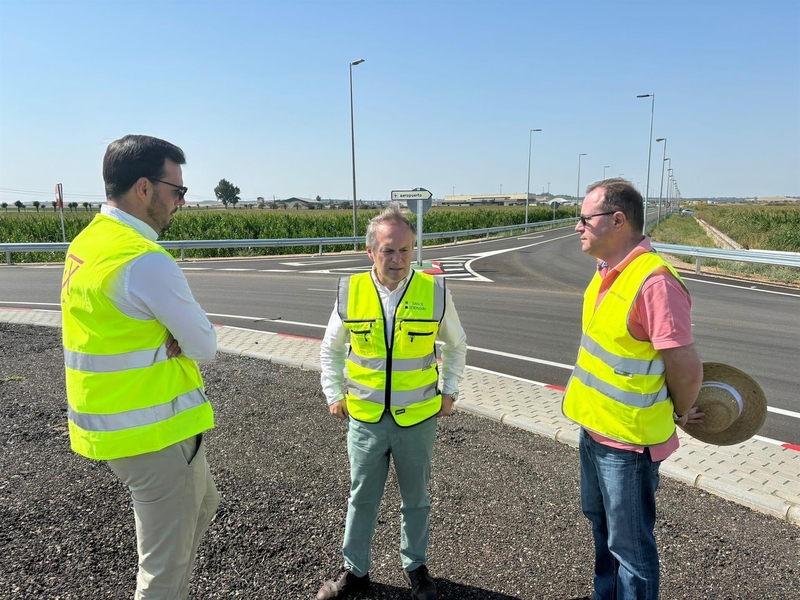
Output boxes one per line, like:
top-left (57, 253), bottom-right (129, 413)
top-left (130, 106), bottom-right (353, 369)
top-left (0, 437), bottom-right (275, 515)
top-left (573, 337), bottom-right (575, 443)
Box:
top-left (586, 238), bottom-right (693, 461)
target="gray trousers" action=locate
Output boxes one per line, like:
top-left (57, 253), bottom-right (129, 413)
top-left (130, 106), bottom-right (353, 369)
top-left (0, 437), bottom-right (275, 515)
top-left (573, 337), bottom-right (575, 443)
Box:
top-left (108, 434), bottom-right (219, 600)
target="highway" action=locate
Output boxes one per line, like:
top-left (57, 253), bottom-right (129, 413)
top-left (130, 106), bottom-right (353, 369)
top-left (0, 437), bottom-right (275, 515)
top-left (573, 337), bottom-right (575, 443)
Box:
top-left (1, 225), bottom-right (798, 446)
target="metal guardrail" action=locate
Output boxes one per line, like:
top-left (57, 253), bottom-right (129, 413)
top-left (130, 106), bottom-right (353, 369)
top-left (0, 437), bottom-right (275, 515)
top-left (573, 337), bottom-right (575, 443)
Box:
top-left (651, 243), bottom-right (800, 272)
top-left (0, 218), bottom-right (576, 264)
top-left (2, 218), bottom-right (798, 272)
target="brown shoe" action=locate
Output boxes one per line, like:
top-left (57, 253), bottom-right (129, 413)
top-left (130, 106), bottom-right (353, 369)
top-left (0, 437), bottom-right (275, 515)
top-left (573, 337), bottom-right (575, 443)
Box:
top-left (316, 568), bottom-right (371, 600)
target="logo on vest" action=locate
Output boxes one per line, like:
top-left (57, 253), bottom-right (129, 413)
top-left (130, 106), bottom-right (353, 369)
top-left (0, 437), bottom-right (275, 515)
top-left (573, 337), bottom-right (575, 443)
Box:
top-left (62, 254), bottom-right (85, 296)
top-left (395, 408), bottom-right (406, 415)
top-left (403, 301), bottom-right (427, 311)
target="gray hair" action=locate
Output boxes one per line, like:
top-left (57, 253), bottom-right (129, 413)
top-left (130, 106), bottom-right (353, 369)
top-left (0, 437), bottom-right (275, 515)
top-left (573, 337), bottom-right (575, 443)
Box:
top-left (365, 202), bottom-right (416, 249)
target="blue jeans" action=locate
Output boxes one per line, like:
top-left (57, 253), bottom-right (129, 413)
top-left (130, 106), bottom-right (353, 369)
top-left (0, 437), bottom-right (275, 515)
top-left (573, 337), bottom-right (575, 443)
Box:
top-left (579, 429), bottom-right (661, 600)
top-left (342, 416), bottom-right (437, 577)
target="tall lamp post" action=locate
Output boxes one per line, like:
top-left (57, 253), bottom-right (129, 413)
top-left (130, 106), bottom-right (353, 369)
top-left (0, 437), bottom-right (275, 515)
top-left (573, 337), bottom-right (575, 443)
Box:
top-left (656, 138), bottom-right (667, 225)
top-left (349, 58), bottom-right (365, 250)
top-left (525, 128), bottom-right (542, 225)
top-left (603, 165), bottom-right (610, 180)
top-left (575, 153), bottom-right (587, 217)
top-left (637, 93), bottom-right (655, 233)
top-left (665, 160), bottom-right (672, 214)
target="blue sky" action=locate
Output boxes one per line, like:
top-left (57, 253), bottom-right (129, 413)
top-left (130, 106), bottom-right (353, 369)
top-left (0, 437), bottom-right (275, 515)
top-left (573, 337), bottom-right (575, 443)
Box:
top-left (1, 0), bottom-right (798, 207)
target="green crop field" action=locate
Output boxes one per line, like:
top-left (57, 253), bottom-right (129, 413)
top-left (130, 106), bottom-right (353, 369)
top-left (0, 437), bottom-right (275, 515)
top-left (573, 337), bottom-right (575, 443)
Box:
top-left (693, 204), bottom-right (800, 252)
top-left (649, 205), bottom-right (800, 285)
top-left (0, 206), bottom-right (574, 262)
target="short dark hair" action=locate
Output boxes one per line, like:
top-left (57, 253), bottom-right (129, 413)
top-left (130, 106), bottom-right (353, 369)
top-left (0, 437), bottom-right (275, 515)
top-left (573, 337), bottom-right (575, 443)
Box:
top-left (102, 135), bottom-right (186, 200)
top-left (586, 178), bottom-right (643, 232)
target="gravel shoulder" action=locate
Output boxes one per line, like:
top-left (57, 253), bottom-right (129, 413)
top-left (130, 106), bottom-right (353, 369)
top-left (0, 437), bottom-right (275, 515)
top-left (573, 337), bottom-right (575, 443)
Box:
top-left (0, 324), bottom-right (797, 599)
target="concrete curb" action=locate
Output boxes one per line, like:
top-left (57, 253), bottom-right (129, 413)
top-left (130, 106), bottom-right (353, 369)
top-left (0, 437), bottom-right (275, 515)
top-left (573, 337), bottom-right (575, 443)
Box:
top-left (1, 308), bottom-right (798, 526)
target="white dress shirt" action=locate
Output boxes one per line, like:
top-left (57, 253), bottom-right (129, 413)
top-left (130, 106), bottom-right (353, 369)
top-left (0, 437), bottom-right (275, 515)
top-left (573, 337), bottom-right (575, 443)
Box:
top-left (101, 205), bottom-right (217, 362)
top-left (320, 269), bottom-right (468, 406)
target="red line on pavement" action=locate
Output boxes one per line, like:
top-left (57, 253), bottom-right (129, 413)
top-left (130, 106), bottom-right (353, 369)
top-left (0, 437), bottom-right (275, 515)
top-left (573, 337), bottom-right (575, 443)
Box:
top-left (782, 443), bottom-right (800, 452)
top-left (546, 384), bottom-right (566, 392)
top-left (277, 333), bottom-right (322, 342)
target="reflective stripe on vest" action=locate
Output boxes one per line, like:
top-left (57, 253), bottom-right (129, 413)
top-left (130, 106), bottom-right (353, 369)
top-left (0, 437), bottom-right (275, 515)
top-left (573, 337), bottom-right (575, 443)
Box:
top-left (562, 251), bottom-right (683, 446)
top-left (347, 352), bottom-right (437, 373)
top-left (338, 270), bottom-right (445, 426)
top-left (580, 334), bottom-right (665, 376)
top-left (348, 379), bottom-right (440, 407)
top-left (570, 364), bottom-right (669, 408)
top-left (64, 344), bottom-right (170, 373)
top-left (62, 215), bottom-right (214, 460)
top-left (69, 389), bottom-right (208, 432)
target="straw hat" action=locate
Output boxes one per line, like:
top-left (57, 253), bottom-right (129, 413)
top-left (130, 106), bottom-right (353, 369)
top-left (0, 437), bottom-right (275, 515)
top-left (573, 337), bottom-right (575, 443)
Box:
top-left (680, 363), bottom-right (767, 445)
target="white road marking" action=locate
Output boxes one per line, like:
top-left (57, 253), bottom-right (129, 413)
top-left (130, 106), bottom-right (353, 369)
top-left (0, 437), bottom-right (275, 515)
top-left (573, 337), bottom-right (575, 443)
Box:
top-left (468, 345), bottom-right (574, 369)
top-left (205, 313), bottom-right (327, 329)
top-left (682, 277), bottom-right (800, 298)
top-left (768, 406), bottom-right (800, 419)
top-left (0, 301), bottom-right (60, 306)
top-left (307, 288), bottom-right (336, 293)
top-left (218, 268), bottom-right (256, 271)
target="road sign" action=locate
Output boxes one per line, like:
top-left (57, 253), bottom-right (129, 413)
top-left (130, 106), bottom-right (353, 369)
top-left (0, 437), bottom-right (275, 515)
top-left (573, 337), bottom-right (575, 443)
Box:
top-left (391, 189), bottom-right (432, 201)
top-left (392, 188), bottom-right (433, 216)
top-left (405, 198), bottom-right (432, 215)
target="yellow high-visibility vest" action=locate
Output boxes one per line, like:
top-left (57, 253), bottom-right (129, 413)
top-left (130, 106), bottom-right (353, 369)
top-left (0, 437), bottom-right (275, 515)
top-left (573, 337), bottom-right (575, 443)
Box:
top-left (61, 214), bottom-right (214, 460)
top-left (338, 270), bottom-right (446, 426)
top-left (562, 251), bottom-right (686, 445)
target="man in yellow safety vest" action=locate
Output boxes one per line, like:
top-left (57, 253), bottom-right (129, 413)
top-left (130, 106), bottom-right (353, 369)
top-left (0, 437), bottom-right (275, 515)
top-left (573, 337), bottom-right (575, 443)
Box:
top-left (563, 178), bottom-right (704, 600)
top-left (316, 203), bottom-right (467, 600)
top-left (61, 135), bottom-right (219, 599)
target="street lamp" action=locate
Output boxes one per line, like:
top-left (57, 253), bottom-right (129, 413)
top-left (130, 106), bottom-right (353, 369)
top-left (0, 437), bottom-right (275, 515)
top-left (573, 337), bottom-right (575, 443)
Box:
top-left (603, 165), bottom-right (610, 180)
top-left (349, 58), bottom-right (365, 250)
top-left (665, 160), bottom-right (673, 213)
top-left (525, 128), bottom-right (542, 226)
top-left (656, 138), bottom-right (667, 225)
top-left (575, 153), bottom-right (587, 217)
top-left (637, 93), bottom-right (655, 233)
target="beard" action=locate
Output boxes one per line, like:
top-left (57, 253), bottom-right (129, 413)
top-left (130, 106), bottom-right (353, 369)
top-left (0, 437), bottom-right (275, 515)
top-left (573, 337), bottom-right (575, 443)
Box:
top-left (146, 188), bottom-right (173, 233)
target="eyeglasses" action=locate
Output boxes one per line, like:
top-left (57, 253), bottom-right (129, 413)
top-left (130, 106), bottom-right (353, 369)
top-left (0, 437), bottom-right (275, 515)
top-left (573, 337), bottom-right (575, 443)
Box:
top-left (578, 211), bottom-right (616, 226)
top-left (149, 178), bottom-right (188, 200)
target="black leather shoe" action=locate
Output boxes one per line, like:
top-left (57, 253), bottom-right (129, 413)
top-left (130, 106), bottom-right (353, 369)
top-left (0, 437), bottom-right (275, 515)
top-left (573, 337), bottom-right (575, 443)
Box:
top-left (403, 565), bottom-right (436, 600)
top-left (315, 568), bottom-right (370, 600)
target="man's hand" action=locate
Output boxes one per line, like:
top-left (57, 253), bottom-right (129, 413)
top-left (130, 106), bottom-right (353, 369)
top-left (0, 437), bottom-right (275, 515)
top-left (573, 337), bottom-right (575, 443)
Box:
top-left (165, 332), bottom-right (182, 358)
top-left (676, 405), bottom-right (705, 427)
top-left (329, 399), bottom-right (349, 420)
top-left (438, 394), bottom-right (455, 417)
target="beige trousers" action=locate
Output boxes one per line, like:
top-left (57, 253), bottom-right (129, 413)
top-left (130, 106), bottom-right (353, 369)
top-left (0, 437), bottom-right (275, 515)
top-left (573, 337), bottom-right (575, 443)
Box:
top-left (108, 434), bottom-right (219, 600)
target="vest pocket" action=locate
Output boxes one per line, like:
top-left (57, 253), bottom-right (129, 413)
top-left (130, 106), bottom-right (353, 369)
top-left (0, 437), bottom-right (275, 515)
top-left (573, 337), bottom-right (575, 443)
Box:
top-left (397, 320), bottom-right (438, 355)
top-left (343, 319), bottom-right (377, 352)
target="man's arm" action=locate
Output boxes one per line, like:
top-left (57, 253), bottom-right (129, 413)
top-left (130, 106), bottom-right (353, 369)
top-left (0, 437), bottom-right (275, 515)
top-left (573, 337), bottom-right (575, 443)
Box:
top-left (661, 343), bottom-right (703, 419)
top-left (126, 253), bottom-right (216, 361)
top-left (320, 305), bottom-right (349, 419)
top-left (437, 287), bottom-right (468, 416)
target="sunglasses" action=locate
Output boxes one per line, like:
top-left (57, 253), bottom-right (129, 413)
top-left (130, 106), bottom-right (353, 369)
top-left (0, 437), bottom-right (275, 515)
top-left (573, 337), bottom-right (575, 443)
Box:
top-left (149, 178), bottom-right (188, 200)
top-left (578, 211), bottom-right (616, 226)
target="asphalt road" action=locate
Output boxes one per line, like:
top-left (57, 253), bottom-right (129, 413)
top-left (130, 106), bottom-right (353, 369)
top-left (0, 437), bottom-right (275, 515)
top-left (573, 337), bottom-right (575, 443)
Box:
top-left (1, 226), bottom-right (798, 445)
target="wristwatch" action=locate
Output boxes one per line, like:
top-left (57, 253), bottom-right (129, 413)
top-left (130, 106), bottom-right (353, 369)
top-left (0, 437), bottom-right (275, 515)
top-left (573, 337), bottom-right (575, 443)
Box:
top-left (672, 411), bottom-right (685, 423)
top-left (446, 391), bottom-right (459, 402)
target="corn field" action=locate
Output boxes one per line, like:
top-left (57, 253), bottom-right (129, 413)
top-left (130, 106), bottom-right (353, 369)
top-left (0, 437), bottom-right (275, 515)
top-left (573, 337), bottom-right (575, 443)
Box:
top-left (649, 206), bottom-right (800, 285)
top-left (1, 206), bottom-right (573, 262)
top-left (694, 204), bottom-right (800, 252)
